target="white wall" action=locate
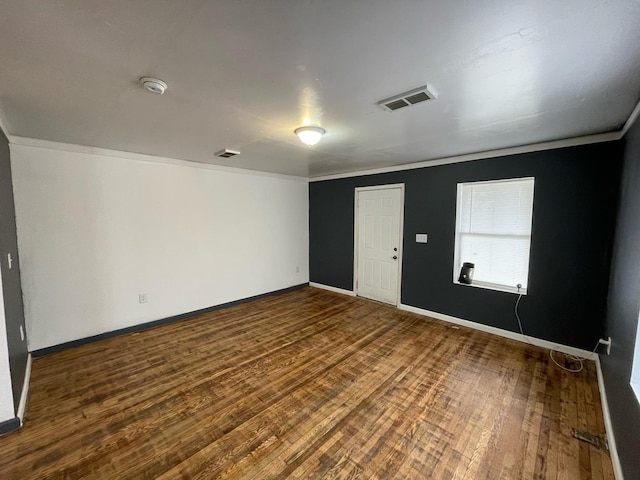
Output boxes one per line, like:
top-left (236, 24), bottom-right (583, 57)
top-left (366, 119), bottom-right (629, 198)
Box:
top-left (10, 144), bottom-right (309, 351)
top-left (0, 271), bottom-right (16, 422)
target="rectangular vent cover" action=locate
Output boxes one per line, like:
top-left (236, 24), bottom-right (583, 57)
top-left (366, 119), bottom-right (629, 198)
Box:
top-left (377, 85), bottom-right (436, 112)
top-left (214, 149), bottom-right (240, 158)
top-left (571, 429), bottom-right (609, 451)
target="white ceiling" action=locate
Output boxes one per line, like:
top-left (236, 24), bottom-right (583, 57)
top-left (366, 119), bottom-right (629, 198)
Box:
top-left (0, 1), bottom-right (638, 178)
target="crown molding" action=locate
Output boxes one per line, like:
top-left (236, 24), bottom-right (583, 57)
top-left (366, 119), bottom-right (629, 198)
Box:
top-left (9, 136), bottom-right (309, 183)
top-left (621, 98), bottom-right (640, 138)
top-left (0, 112), bottom-right (12, 142)
top-left (310, 131), bottom-right (622, 182)
top-left (310, 96), bottom-right (640, 182)
top-left (5, 97), bottom-right (640, 182)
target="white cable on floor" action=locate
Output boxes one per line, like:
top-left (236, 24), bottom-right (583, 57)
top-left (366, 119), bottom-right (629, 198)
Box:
top-left (514, 286), bottom-right (600, 373)
top-left (548, 342), bottom-right (600, 373)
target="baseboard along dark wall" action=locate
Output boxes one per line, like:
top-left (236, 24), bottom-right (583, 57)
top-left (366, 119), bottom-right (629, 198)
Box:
top-left (0, 416), bottom-right (20, 436)
top-left (31, 283), bottom-right (308, 358)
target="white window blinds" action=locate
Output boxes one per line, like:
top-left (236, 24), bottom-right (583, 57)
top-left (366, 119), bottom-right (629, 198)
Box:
top-left (454, 177), bottom-right (535, 293)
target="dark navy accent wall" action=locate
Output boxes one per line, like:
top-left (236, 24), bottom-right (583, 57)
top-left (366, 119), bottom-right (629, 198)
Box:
top-left (310, 142), bottom-right (622, 350)
top-left (0, 130), bottom-right (29, 410)
top-left (602, 118), bottom-right (640, 478)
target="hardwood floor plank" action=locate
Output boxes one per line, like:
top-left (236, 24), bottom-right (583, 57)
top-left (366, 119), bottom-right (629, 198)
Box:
top-left (0, 287), bottom-right (615, 479)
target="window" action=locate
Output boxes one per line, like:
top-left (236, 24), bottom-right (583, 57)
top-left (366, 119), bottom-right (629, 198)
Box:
top-left (453, 177), bottom-right (535, 294)
top-left (632, 313), bottom-right (640, 404)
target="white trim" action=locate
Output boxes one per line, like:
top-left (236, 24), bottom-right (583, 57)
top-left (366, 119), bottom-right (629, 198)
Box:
top-left (17, 354), bottom-right (31, 424)
top-left (595, 357), bottom-right (624, 480)
top-left (397, 189), bottom-right (405, 307)
top-left (309, 282), bottom-right (355, 297)
top-left (453, 177), bottom-right (534, 295)
top-left (352, 183), bottom-right (406, 192)
top-left (9, 136), bottom-right (308, 183)
top-left (3, 99), bottom-right (638, 182)
top-left (0, 112), bottom-right (12, 141)
top-left (398, 303), bottom-right (597, 360)
top-left (353, 184), bottom-right (405, 306)
top-left (353, 184), bottom-right (406, 295)
top-left (453, 279), bottom-right (526, 295)
top-left (310, 132), bottom-right (621, 181)
top-left (631, 381), bottom-right (640, 405)
top-left (303, 284), bottom-right (623, 477)
top-left (353, 197), bottom-right (358, 294)
top-left (631, 311), bottom-right (640, 406)
top-left (620, 99), bottom-right (640, 138)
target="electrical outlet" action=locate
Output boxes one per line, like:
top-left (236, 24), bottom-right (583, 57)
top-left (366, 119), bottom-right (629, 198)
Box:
top-left (599, 337), bottom-right (612, 355)
top-left (296, 265), bottom-right (300, 273)
top-left (139, 293), bottom-right (148, 304)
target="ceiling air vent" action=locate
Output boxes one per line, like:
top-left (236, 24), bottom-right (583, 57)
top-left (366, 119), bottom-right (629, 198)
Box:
top-left (214, 149), bottom-right (240, 158)
top-left (377, 85), bottom-right (436, 112)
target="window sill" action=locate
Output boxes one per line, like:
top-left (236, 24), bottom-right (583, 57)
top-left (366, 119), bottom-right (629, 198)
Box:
top-left (632, 381), bottom-right (640, 406)
top-left (453, 280), bottom-right (527, 295)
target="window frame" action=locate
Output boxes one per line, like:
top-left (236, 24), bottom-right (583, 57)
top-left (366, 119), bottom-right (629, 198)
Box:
top-left (631, 312), bottom-right (640, 405)
top-left (452, 177), bottom-right (535, 295)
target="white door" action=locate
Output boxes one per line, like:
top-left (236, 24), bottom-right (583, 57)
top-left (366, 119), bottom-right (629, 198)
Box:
top-left (355, 186), bottom-right (403, 305)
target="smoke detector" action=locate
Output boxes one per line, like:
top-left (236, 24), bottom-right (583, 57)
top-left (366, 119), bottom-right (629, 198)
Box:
top-left (214, 149), bottom-right (240, 158)
top-left (139, 77), bottom-right (168, 95)
top-left (376, 85), bottom-right (436, 112)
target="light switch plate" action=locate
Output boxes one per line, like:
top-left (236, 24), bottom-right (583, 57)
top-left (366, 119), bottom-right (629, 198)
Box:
top-left (416, 234), bottom-right (428, 243)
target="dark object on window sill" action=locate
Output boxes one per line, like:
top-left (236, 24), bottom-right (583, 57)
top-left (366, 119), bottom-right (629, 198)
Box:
top-left (458, 262), bottom-right (475, 284)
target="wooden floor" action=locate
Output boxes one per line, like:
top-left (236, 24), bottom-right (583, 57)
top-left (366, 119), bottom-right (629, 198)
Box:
top-left (0, 287), bottom-right (613, 479)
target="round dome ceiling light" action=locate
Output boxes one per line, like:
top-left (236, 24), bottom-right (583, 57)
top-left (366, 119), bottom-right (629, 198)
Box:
top-left (139, 77), bottom-right (168, 95)
top-left (294, 126), bottom-right (326, 146)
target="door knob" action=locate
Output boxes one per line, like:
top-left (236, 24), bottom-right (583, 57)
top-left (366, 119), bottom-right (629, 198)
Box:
top-left (392, 255), bottom-right (398, 260)
top-left (393, 247), bottom-right (398, 251)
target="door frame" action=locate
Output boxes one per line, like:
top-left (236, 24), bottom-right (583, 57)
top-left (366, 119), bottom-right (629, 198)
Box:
top-left (353, 184), bottom-right (405, 306)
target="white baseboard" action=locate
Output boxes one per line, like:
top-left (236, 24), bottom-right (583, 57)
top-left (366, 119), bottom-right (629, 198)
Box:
top-left (401, 303), bottom-right (623, 477)
top-left (312, 287), bottom-right (621, 476)
top-left (17, 354), bottom-right (31, 424)
top-left (309, 282), bottom-right (356, 297)
top-left (595, 357), bottom-right (624, 480)
top-left (398, 303), bottom-right (597, 360)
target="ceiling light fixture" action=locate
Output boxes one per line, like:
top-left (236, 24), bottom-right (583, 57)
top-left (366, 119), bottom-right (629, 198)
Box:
top-left (139, 77), bottom-right (168, 95)
top-left (294, 126), bottom-right (325, 146)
